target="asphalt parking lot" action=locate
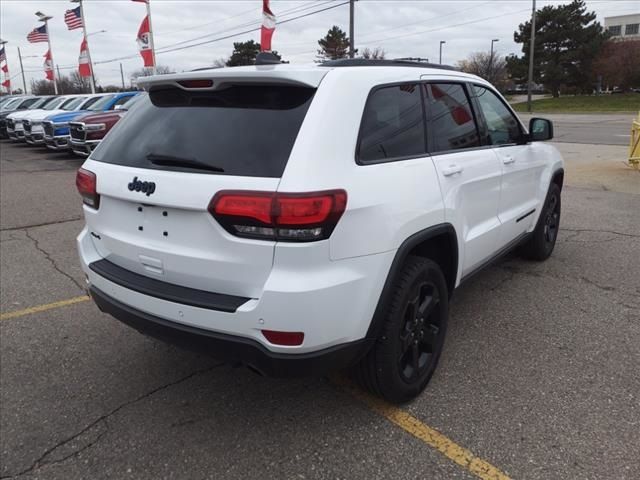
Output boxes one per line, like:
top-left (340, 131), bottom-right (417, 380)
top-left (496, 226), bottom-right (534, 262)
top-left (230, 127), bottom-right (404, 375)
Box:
top-left (1, 120), bottom-right (639, 479)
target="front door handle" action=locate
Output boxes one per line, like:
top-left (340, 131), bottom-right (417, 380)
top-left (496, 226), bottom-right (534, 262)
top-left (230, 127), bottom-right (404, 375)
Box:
top-left (503, 156), bottom-right (516, 165)
top-left (442, 164), bottom-right (463, 177)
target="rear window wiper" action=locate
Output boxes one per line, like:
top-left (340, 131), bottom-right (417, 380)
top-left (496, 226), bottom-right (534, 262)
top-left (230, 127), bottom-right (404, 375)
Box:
top-left (147, 153), bottom-right (225, 173)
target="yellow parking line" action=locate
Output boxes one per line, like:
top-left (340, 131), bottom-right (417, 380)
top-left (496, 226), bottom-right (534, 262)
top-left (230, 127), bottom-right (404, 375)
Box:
top-left (337, 378), bottom-right (511, 480)
top-left (0, 295), bottom-right (90, 321)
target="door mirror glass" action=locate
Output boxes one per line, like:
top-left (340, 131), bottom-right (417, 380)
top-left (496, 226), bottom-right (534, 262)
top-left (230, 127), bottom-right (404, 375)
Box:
top-left (529, 118), bottom-right (554, 141)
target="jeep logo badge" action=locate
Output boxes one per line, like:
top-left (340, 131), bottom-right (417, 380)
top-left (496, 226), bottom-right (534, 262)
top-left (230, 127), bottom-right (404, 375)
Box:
top-left (128, 177), bottom-right (156, 196)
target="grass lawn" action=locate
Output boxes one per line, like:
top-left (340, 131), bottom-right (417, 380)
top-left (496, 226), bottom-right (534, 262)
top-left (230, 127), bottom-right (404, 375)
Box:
top-left (512, 93), bottom-right (640, 113)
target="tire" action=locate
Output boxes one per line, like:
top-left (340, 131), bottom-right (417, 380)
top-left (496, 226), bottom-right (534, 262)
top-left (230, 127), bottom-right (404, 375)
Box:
top-left (519, 183), bottom-right (561, 261)
top-left (353, 256), bottom-right (449, 404)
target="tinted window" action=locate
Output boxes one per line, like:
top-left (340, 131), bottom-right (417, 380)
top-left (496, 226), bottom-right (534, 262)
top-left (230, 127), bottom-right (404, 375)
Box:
top-left (42, 98), bottom-right (67, 110)
top-left (111, 95), bottom-right (133, 109)
top-left (79, 96), bottom-right (103, 110)
top-left (472, 86), bottom-right (521, 145)
top-left (426, 83), bottom-right (479, 153)
top-left (62, 97), bottom-right (87, 111)
top-left (92, 85), bottom-right (315, 178)
top-left (358, 84), bottom-right (425, 163)
top-left (86, 94), bottom-right (116, 111)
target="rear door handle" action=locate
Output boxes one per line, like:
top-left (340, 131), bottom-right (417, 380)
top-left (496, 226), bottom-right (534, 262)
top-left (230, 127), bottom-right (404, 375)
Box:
top-left (442, 165), bottom-right (463, 177)
top-left (503, 156), bottom-right (516, 165)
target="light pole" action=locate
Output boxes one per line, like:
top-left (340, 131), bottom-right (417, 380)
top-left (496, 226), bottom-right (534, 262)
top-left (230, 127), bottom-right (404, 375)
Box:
top-left (349, 0), bottom-right (356, 59)
top-left (439, 41), bottom-right (446, 65)
top-left (527, 0), bottom-right (537, 113)
top-left (490, 38), bottom-right (499, 81)
top-left (35, 11), bottom-right (57, 94)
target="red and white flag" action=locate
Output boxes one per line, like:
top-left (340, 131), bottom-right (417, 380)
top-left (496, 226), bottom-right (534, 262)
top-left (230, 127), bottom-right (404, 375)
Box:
top-left (431, 84), bottom-right (472, 126)
top-left (1, 79), bottom-right (10, 90)
top-left (137, 15), bottom-right (154, 67)
top-left (261, 0), bottom-right (276, 51)
top-left (1, 64), bottom-right (8, 73)
top-left (79, 37), bottom-right (92, 77)
top-left (44, 49), bottom-right (54, 81)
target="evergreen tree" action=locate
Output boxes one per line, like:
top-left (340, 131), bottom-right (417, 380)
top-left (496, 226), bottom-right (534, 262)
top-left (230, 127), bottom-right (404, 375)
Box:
top-left (506, 0), bottom-right (607, 96)
top-left (316, 26), bottom-right (352, 62)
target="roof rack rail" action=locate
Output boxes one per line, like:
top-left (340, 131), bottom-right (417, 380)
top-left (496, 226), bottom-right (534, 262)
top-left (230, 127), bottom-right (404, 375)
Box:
top-left (319, 58), bottom-right (458, 71)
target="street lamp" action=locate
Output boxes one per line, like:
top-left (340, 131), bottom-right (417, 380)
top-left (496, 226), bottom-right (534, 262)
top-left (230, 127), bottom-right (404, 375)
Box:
top-left (490, 38), bottom-right (499, 80)
top-left (439, 41), bottom-right (446, 65)
top-left (35, 11), bottom-right (57, 94)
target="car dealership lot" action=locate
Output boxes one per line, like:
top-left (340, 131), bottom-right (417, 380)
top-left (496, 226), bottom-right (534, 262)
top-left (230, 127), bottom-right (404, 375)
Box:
top-left (1, 133), bottom-right (639, 479)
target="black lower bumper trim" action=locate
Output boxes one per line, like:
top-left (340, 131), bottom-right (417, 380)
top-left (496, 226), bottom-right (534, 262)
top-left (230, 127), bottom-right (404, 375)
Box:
top-left (89, 259), bottom-right (249, 312)
top-left (90, 286), bottom-right (372, 377)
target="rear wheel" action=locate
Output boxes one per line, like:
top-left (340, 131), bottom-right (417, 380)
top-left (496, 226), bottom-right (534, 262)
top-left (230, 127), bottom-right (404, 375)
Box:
top-left (353, 256), bottom-right (448, 403)
top-left (519, 183), bottom-right (561, 261)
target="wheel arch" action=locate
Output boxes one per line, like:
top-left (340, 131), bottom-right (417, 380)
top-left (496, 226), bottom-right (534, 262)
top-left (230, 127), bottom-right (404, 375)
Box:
top-left (551, 167), bottom-right (564, 191)
top-left (365, 223), bottom-right (458, 340)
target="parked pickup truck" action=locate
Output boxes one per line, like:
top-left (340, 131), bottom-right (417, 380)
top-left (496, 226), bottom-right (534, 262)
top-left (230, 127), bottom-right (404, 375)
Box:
top-left (70, 93), bottom-right (143, 157)
top-left (44, 92), bottom-right (139, 151)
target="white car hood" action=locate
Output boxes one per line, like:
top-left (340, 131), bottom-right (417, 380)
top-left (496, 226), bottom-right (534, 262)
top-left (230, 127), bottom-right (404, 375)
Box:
top-left (6, 109), bottom-right (48, 121)
top-left (27, 109), bottom-right (67, 121)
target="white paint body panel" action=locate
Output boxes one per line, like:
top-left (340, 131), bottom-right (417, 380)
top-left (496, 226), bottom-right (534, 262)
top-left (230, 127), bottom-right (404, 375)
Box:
top-left (77, 64), bottom-right (564, 354)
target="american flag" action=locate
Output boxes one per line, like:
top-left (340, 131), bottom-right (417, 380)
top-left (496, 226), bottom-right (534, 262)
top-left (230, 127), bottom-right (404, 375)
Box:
top-left (64, 6), bottom-right (83, 30)
top-left (27, 25), bottom-right (49, 43)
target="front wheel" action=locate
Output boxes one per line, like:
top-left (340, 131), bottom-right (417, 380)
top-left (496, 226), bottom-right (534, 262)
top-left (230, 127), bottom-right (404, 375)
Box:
top-left (353, 256), bottom-right (448, 403)
top-left (519, 183), bottom-right (561, 261)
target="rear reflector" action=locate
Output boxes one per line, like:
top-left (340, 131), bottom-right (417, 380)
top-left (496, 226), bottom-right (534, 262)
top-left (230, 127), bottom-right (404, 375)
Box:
top-left (76, 168), bottom-right (100, 209)
top-left (261, 330), bottom-right (304, 346)
top-left (209, 190), bottom-right (347, 242)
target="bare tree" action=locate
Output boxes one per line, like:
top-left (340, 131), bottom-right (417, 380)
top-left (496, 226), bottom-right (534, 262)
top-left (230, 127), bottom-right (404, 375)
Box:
top-left (457, 52), bottom-right (509, 91)
top-left (131, 65), bottom-right (174, 79)
top-left (360, 47), bottom-right (386, 60)
top-left (212, 57), bottom-right (227, 68)
top-left (593, 39), bottom-right (640, 91)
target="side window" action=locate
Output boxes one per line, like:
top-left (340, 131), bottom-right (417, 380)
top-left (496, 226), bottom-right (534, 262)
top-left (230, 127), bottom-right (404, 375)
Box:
top-left (111, 96), bottom-right (132, 110)
top-left (472, 86), bottom-right (522, 145)
top-left (425, 83), bottom-right (480, 153)
top-left (357, 83), bottom-right (426, 163)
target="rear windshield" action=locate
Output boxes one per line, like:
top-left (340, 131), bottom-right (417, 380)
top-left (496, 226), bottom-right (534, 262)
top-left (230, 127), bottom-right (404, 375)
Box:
top-left (92, 84), bottom-right (315, 177)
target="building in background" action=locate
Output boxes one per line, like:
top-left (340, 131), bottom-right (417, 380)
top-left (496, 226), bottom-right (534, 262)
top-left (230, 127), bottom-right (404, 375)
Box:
top-left (604, 14), bottom-right (640, 40)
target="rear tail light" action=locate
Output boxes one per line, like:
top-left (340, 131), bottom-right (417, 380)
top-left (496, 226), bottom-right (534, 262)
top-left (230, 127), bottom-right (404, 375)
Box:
top-left (209, 190), bottom-right (347, 242)
top-left (261, 330), bottom-right (304, 346)
top-left (76, 168), bottom-right (100, 209)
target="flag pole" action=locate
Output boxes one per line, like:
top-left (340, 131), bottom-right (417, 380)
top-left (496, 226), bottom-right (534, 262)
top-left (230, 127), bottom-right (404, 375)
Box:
top-left (36, 13), bottom-right (58, 94)
top-left (0, 39), bottom-right (9, 93)
top-left (75, 0), bottom-right (96, 93)
top-left (145, 0), bottom-right (157, 74)
top-left (18, 47), bottom-right (27, 94)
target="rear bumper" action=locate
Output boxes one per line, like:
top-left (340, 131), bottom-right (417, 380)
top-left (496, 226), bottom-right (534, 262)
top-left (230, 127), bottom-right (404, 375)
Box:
top-left (90, 285), bottom-right (372, 377)
top-left (78, 225), bottom-right (394, 357)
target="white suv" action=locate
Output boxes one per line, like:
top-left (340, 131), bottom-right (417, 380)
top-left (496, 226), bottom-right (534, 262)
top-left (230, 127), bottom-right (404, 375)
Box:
top-left (76, 59), bottom-right (563, 403)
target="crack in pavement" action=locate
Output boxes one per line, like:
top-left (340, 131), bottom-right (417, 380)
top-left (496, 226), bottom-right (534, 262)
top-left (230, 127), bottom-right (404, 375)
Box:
top-left (1, 217), bottom-right (82, 232)
top-left (0, 365), bottom-right (222, 479)
top-left (561, 228), bottom-right (640, 239)
top-left (23, 230), bottom-right (86, 294)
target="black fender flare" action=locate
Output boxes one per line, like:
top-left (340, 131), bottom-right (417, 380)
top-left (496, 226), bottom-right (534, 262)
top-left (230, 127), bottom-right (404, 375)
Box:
top-left (365, 223), bottom-right (458, 340)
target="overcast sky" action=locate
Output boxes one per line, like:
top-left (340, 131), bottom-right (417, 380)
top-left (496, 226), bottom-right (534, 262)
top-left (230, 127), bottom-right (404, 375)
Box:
top-left (1, 0), bottom-right (638, 91)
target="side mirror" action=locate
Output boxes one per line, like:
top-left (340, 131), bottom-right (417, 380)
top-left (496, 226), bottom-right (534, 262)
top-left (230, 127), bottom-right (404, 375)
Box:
top-left (114, 105), bottom-right (126, 111)
top-left (529, 117), bottom-right (554, 142)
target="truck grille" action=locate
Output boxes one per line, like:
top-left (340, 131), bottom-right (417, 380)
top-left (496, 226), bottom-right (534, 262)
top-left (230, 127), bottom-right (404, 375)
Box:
top-left (69, 123), bottom-right (86, 142)
top-left (7, 119), bottom-right (14, 129)
top-left (23, 121), bottom-right (31, 134)
top-left (43, 122), bottom-right (54, 138)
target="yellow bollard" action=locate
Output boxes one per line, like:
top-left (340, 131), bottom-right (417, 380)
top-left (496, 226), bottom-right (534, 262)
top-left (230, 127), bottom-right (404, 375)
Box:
top-left (630, 112), bottom-right (640, 169)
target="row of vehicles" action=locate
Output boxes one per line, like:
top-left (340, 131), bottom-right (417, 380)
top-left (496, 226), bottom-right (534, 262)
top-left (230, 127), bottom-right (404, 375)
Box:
top-left (0, 92), bottom-right (142, 156)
